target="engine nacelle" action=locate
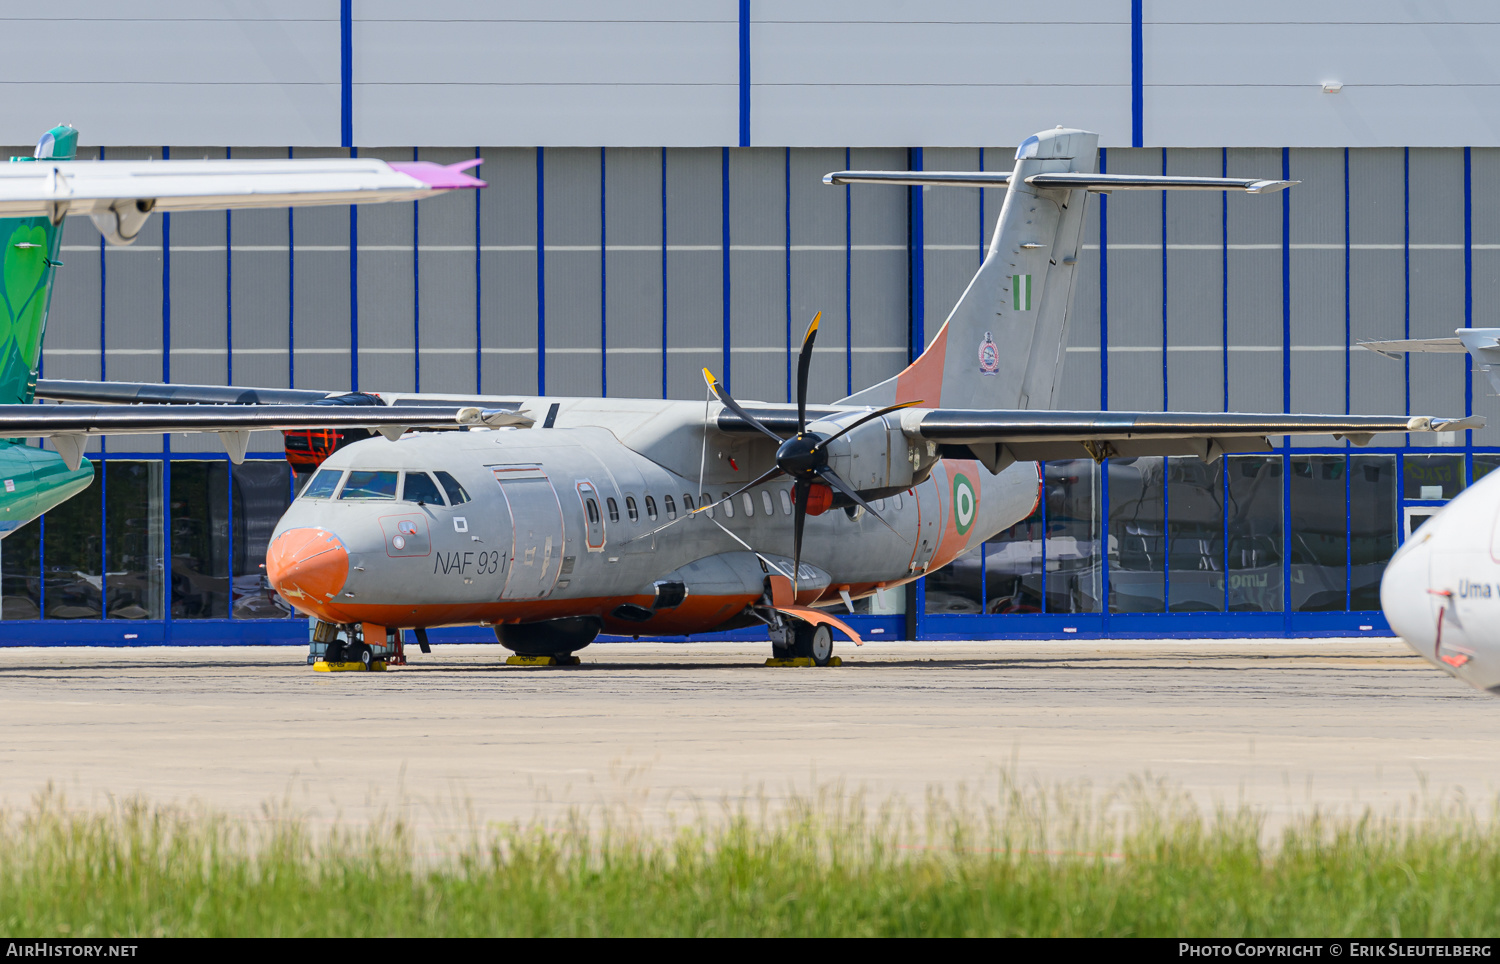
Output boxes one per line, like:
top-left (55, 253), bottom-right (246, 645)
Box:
top-left (815, 411), bottom-right (928, 495)
top-left (90, 198), bottom-right (155, 246)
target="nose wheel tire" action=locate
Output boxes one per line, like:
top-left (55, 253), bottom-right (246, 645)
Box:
top-left (792, 622), bottom-right (835, 667)
top-left (348, 642), bottom-right (372, 669)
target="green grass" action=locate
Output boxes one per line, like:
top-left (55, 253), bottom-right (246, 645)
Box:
top-left (3, 783), bottom-right (1499, 937)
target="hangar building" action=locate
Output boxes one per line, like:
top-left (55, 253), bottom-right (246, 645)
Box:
top-left (2, 2), bottom-right (1496, 643)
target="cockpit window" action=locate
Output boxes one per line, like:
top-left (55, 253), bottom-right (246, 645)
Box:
top-left (434, 471), bottom-right (471, 505)
top-left (338, 470), bottom-right (398, 500)
top-left (402, 471), bottom-right (445, 506)
top-left (300, 469), bottom-right (343, 500)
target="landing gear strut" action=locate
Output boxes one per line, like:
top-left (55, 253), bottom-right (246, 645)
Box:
top-left (766, 612), bottom-right (838, 667)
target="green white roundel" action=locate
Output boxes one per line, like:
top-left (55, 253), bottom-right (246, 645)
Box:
top-left (952, 473), bottom-right (977, 536)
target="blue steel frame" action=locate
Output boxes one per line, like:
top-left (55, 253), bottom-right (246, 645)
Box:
top-left (2, 132), bottom-right (1488, 646)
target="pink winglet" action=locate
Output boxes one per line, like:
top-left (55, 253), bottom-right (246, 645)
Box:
top-left (389, 159), bottom-right (487, 189)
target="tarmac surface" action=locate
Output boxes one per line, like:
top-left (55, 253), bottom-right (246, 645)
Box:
top-left (1, 639), bottom-right (1497, 837)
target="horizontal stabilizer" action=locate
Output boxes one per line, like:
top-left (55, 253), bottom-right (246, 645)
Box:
top-left (0, 403), bottom-right (505, 437)
top-left (1358, 337), bottom-right (1467, 359)
top-left (824, 171), bottom-right (1296, 193)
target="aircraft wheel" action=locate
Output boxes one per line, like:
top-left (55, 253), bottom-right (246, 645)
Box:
top-left (324, 639), bottom-right (346, 664)
top-left (348, 642), bottom-right (373, 669)
top-left (793, 623), bottom-right (834, 667)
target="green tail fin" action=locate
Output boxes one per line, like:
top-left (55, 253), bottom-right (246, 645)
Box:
top-left (0, 125), bottom-right (78, 406)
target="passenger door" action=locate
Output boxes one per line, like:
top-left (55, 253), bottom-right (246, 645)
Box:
top-left (491, 466), bottom-right (566, 600)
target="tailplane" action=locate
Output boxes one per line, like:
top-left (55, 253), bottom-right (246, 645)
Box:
top-left (1, 125), bottom-right (77, 406)
top-left (832, 128), bottom-right (1293, 412)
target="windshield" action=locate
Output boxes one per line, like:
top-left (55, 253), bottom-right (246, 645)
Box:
top-left (338, 470), bottom-right (398, 500)
top-left (300, 469), bottom-right (342, 500)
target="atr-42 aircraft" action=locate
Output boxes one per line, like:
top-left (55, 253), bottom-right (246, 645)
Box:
top-left (0, 126), bottom-right (499, 537)
top-left (11, 127), bottom-right (1477, 667)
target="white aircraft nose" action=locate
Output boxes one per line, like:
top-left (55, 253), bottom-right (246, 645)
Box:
top-left (1381, 534), bottom-right (1436, 662)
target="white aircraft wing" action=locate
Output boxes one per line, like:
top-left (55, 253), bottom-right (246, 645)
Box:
top-left (0, 156), bottom-right (485, 222)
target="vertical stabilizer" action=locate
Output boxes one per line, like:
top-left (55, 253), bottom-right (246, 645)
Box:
top-left (842, 127), bottom-right (1098, 411)
top-left (0, 125), bottom-right (77, 406)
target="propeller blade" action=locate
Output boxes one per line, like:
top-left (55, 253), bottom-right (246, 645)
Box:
top-left (810, 399), bottom-right (925, 454)
top-left (796, 312), bottom-right (821, 433)
top-left (815, 465), bottom-right (903, 538)
top-left (703, 367), bottom-right (785, 445)
top-left (792, 479), bottom-right (810, 596)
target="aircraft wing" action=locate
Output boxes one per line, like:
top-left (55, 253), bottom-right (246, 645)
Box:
top-left (0, 157), bottom-right (485, 221)
top-left (0, 403), bottom-right (529, 469)
top-left (909, 409), bottom-right (1482, 468)
top-left (1357, 337), bottom-right (1467, 359)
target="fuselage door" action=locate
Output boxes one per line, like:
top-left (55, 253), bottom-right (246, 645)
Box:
top-left (576, 480), bottom-right (606, 551)
top-left (491, 466), bottom-right (565, 599)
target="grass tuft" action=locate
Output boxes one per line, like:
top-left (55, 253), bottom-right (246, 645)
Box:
top-left (3, 780), bottom-right (1498, 936)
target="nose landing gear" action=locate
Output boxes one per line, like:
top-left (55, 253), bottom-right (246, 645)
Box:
top-left (310, 620), bottom-right (397, 672)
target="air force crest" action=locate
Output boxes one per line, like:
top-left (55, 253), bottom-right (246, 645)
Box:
top-left (978, 331), bottom-right (999, 376)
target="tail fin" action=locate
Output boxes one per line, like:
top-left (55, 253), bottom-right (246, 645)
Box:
top-left (0, 125), bottom-right (77, 406)
top-left (835, 127), bottom-right (1294, 412)
top-left (842, 127), bottom-right (1098, 411)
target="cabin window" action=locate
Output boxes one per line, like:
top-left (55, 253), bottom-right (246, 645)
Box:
top-left (761, 491), bottom-right (774, 516)
top-left (779, 489), bottom-right (792, 515)
top-left (338, 470), bottom-right (398, 500)
top-left (683, 493), bottom-right (694, 511)
top-left (742, 493), bottom-right (754, 516)
top-left (664, 495), bottom-right (677, 519)
top-left (626, 496), bottom-right (639, 523)
top-left (893, 493), bottom-right (903, 510)
top-left (585, 498), bottom-right (600, 525)
top-left (300, 469), bottom-right (343, 500)
top-left (435, 471), bottom-right (472, 505)
top-left (402, 471), bottom-right (445, 506)
top-left (722, 493), bottom-right (734, 518)
top-left (645, 495), bottom-right (658, 521)
top-left (607, 497), bottom-right (620, 523)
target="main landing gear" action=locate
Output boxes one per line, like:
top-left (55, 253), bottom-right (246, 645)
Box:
top-left (766, 615), bottom-right (841, 668)
top-left (494, 616), bottom-right (600, 666)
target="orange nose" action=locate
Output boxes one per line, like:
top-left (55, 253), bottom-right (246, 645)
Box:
top-left (266, 528), bottom-right (349, 609)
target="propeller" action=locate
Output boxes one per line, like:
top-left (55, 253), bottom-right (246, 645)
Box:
top-left (693, 312), bottom-right (920, 593)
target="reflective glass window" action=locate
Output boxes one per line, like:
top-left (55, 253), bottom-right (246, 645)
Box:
top-left (1226, 456), bottom-right (1283, 612)
top-left (339, 471), bottom-right (398, 500)
top-left (43, 465), bottom-right (103, 620)
top-left (742, 493), bottom-right (754, 517)
top-left (1045, 460), bottom-right (1102, 614)
top-left (1, 502), bottom-right (41, 619)
top-left (402, 471), bottom-right (445, 505)
top-left (1474, 454), bottom-right (1500, 483)
top-left (721, 493), bottom-right (733, 518)
top-left (1349, 455), bottom-right (1397, 610)
top-left (105, 461), bottom-right (164, 620)
top-left (1403, 454), bottom-right (1464, 500)
top-left (626, 496), bottom-right (639, 523)
top-left (607, 497), bottom-right (619, 523)
top-left (300, 469), bottom-right (342, 500)
top-left (780, 489), bottom-right (792, 515)
top-left (977, 496), bottom-right (1040, 615)
top-left (761, 491), bottom-right (773, 516)
top-left (171, 461), bottom-right (230, 619)
top-left (435, 471), bottom-right (471, 505)
top-left (1108, 457), bottom-right (1165, 613)
top-left (645, 495), bottom-right (658, 522)
top-left (585, 498), bottom-right (600, 525)
top-left (232, 461), bottom-right (293, 619)
top-left (1168, 458), bottom-right (1224, 613)
top-left (1289, 456), bottom-right (1346, 612)
top-left (664, 495), bottom-right (677, 519)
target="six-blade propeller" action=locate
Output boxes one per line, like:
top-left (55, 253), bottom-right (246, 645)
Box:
top-left (694, 313), bottom-right (920, 591)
